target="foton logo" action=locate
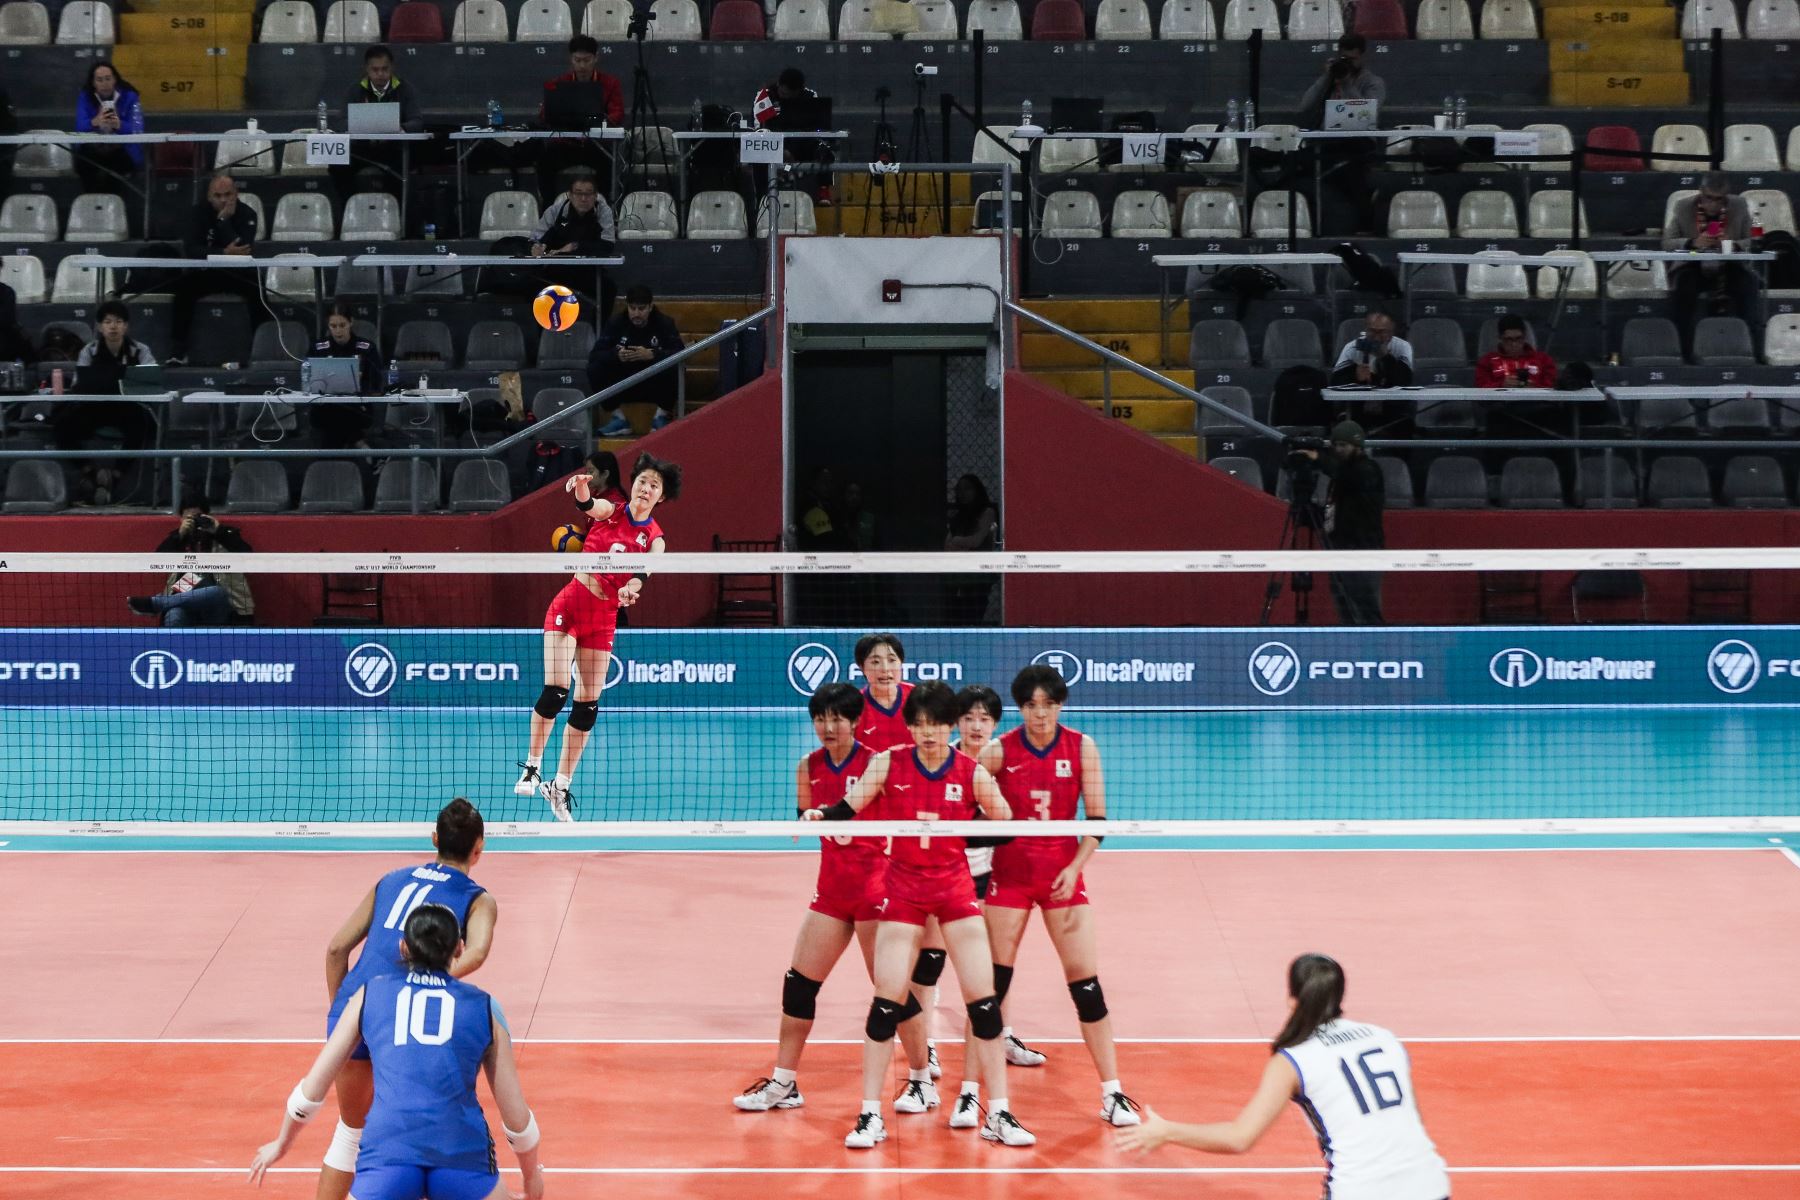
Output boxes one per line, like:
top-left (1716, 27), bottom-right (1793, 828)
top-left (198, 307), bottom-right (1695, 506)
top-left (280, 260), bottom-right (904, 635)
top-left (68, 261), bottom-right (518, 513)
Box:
top-left (787, 643), bottom-right (840, 695)
top-left (346, 643), bottom-right (398, 697)
top-left (1248, 642), bottom-right (1301, 696)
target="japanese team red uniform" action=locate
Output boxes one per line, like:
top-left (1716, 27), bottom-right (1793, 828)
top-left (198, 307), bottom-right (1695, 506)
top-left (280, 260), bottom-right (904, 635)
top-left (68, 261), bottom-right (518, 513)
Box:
top-left (542, 500), bottom-right (662, 651)
top-left (871, 748), bottom-right (985, 927)
top-left (987, 726), bottom-right (1091, 911)
top-left (806, 742), bottom-right (887, 924)
top-left (856, 682), bottom-right (914, 752)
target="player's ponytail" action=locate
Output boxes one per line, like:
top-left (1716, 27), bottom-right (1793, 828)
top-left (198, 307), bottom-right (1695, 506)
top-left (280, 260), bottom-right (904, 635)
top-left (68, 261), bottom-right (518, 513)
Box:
top-left (1272, 953), bottom-right (1346, 1051)
top-left (402, 903), bottom-right (461, 974)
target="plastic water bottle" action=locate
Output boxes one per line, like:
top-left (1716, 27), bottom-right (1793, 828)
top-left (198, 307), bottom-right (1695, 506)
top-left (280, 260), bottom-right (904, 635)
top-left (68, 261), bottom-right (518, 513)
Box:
top-left (418, 371), bottom-right (430, 393)
top-left (316, 100), bottom-right (328, 132)
top-left (386, 359), bottom-right (400, 390)
top-left (423, 221), bottom-right (437, 240)
top-left (1442, 95), bottom-right (1454, 122)
top-left (1225, 98), bottom-right (1239, 132)
top-left (1020, 99), bottom-right (1035, 128)
top-left (1243, 99), bottom-right (1256, 131)
top-left (300, 359), bottom-right (313, 391)
top-left (1454, 95), bottom-right (1467, 129)
top-left (486, 99), bottom-right (503, 130)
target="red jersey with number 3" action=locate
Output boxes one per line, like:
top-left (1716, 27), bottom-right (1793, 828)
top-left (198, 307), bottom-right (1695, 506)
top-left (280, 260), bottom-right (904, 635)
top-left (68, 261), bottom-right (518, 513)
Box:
top-left (992, 726), bottom-right (1085, 869)
top-left (584, 501), bottom-right (663, 598)
top-left (857, 682), bottom-right (914, 752)
top-left (807, 742), bottom-right (883, 873)
top-left (872, 747), bottom-right (980, 884)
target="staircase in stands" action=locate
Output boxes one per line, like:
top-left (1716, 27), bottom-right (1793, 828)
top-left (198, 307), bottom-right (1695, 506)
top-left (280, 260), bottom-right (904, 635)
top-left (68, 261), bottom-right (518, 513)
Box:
top-left (596, 297), bottom-right (758, 446)
top-left (113, 0), bottom-right (252, 112)
top-left (1018, 298), bottom-right (1200, 459)
top-left (1545, 0), bottom-right (1690, 107)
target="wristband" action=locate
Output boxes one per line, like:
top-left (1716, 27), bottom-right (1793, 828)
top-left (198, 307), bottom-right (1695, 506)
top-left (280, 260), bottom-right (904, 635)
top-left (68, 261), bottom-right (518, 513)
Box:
top-left (574, 496), bottom-right (596, 513)
top-left (504, 1110), bottom-right (541, 1154)
top-left (287, 1080), bottom-right (325, 1123)
top-left (819, 800), bottom-right (856, 821)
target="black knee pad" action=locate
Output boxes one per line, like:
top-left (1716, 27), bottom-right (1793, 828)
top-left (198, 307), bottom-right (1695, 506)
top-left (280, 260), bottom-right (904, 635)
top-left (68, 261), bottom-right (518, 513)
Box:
top-left (568, 699), bottom-right (599, 732)
top-left (911, 948), bottom-right (947, 987)
top-left (866, 997), bottom-right (906, 1043)
top-left (781, 970), bottom-right (822, 1020)
top-left (898, 991), bottom-right (922, 1021)
top-left (966, 995), bottom-right (1003, 1040)
top-left (1068, 975), bottom-right (1109, 1023)
top-left (533, 685), bottom-right (570, 720)
top-left (991, 963), bottom-right (1015, 1004)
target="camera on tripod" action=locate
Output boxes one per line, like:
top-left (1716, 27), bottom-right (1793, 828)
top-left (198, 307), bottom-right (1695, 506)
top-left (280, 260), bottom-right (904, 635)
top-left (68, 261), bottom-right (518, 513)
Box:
top-left (1281, 434), bottom-right (1329, 513)
top-left (914, 63), bottom-right (939, 77)
top-left (627, 0), bottom-right (656, 39)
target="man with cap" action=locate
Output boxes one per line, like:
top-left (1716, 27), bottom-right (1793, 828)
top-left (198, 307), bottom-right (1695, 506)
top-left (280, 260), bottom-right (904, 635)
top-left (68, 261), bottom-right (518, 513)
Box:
top-left (1297, 420), bottom-right (1386, 624)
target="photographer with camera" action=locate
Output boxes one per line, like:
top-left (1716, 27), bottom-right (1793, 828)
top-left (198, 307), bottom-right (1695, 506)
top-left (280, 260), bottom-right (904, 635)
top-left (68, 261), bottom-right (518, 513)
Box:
top-left (1297, 34), bottom-right (1385, 236)
top-left (1294, 421), bottom-right (1385, 625)
top-left (126, 502), bottom-right (255, 627)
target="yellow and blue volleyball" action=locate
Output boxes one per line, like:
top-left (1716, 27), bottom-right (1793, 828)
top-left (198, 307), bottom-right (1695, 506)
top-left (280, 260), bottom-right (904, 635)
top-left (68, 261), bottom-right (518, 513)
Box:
top-left (551, 522), bottom-right (585, 553)
top-left (533, 285), bottom-right (580, 332)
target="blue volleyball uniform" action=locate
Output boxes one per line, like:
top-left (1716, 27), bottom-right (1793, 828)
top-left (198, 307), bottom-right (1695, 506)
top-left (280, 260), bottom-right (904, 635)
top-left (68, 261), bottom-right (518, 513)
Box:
top-left (328, 863), bottom-right (486, 1059)
top-left (353, 970), bottom-right (502, 1200)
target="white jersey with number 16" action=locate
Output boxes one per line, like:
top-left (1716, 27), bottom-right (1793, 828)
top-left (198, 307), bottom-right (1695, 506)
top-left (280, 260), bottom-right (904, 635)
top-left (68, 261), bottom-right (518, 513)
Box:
top-left (1279, 1019), bottom-right (1450, 1200)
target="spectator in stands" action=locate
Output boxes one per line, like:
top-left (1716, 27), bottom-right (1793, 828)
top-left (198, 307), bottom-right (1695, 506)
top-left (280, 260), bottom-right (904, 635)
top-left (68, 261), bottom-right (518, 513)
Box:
top-left (308, 303), bottom-right (381, 448)
top-left (1298, 34), bottom-right (1384, 235)
top-left (945, 473), bottom-right (999, 625)
top-left (331, 44), bottom-right (423, 201)
top-left (527, 170), bottom-right (617, 318)
top-left (127, 502), bottom-right (255, 627)
top-left (797, 466), bottom-right (844, 551)
top-left (752, 66), bottom-right (833, 203)
top-left (537, 35), bottom-right (623, 198)
top-left (0, 277), bottom-right (27, 364)
top-left (1663, 171), bottom-right (1759, 353)
top-left (57, 300), bottom-right (157, 505)
top-left (1329, 311), bottom-right (1412, 387)
top-left (167, 173), bottom-right (261, 365)
top-left (1297, 421), bottom-right (1384, 625)
top-left (73, 61), bottom-right (145, 199)
top-left (1476, 315), bottom-right (1557, 389)
top-left (588, 283), bottom-right (684, 436)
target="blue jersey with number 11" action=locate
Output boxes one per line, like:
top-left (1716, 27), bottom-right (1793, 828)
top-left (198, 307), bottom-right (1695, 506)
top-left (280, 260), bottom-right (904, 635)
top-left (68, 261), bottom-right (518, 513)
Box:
top-left (358, 971), bottom-right (498, 1174)
top-left (329, 862), bottom-right (486, 1022)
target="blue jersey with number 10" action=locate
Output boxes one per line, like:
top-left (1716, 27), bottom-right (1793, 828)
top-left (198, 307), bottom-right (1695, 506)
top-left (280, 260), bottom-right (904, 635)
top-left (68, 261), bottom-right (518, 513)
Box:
top-left (357, 971), bottom-right (498, 1174)
top-left (329, 862), bottom-right (486, 1023)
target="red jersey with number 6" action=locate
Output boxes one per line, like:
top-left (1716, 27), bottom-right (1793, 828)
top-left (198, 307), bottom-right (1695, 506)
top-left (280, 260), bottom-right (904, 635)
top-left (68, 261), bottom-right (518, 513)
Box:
top-left (991, 725), bottom-right (1085, 869)
top-left (807, 742), bottom-right (882, 872)
top-left (857, 682), bottom-right (914, 752)
top-left (584, 502), bottom-right (663, 599)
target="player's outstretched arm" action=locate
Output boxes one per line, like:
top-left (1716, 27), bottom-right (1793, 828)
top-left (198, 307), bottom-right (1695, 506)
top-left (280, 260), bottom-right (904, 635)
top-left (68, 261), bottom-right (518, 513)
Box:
top-left (976, 740), bottom-right (1004, 777)
top-left (1115, 1054), bottom-right (1297, 1157)
top-left (802, 752), bottom-right (890, 820)
top-left (617, 535), bottom-right (662, 608)
top-left (249, 990), bottom-right (367, 1184)
top-left (565, 472), bottom-right (617, 522)
top-left (971, 764), bottom-right (1011, 822)
top-left (484, 1017), bottom-right (546, 1200)
top-left (452, 891), bottom-right (499, 979)
top-left (324, 886), bottom-right (376, 1001)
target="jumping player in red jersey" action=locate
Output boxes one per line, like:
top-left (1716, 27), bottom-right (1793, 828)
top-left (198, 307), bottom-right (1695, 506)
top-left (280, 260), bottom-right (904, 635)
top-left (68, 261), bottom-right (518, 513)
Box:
top-left (979, 664), bottom-right (1139, 1127)
top-left (733, 682), bottom-right (932, 1113)
top-left (805, 682), bottom-right (1036, 1150)
top-left (516, 453), bottom-right (681, 820)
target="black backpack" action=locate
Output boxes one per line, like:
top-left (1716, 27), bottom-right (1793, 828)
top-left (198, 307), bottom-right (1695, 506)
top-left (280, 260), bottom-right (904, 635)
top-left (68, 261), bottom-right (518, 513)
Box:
top-left (1269, 365), bottom-right (1330, 430)
top-left (1763, 231), bottom-right (1800, 289)
top-left (1333, 244), bottom-right (1402, 298)
top-left (1209, 264), bottom-right (1284, 320)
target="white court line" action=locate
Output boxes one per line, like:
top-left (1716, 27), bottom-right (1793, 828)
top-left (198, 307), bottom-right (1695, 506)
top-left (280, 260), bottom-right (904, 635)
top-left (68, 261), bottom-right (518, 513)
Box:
top-left (6, 1165), bottom-right (1799, 1176)
top-left (5, 1034), bottom-right (1799, 1045)
top-left (1781, 847), bottom-right (1800, 872)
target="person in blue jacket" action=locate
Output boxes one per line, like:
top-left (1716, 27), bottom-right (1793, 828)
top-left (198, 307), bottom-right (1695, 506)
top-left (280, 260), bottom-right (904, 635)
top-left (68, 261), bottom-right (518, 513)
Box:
top-left (74, 60), bottom-right (145, 199)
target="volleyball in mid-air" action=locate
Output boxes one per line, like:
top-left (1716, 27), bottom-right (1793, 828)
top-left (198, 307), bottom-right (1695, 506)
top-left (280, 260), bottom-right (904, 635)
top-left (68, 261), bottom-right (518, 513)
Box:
top-left (551, 522), bottom-right (585, 553)
top-left (533, 285), bottom-right (580, 332)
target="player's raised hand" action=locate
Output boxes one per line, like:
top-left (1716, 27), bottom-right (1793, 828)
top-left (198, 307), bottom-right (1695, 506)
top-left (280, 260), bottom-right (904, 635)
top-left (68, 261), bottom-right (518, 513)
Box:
top-left (247, 1140), bottom-right (285, 1185)
top-left (563, 473), bottom-right (591, 502)
top-left (1114, 1106), bottom-right (1168, 1154)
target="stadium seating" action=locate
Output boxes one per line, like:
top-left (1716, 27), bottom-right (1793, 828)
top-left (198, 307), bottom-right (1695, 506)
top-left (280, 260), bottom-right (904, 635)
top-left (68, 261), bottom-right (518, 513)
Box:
top-left (1414, 0), bottom-right (1473, 38)
top-left (838, 0), bottom-right (884, 38)
top-left (3, 462), bottom-right (68, 513)
top-left (1526, 191), bottom-right (1587, 239)
top-left (389, 2), bottom-right (446, 42)
top-left (1387, 191), bottom-right (1450, 239)
top-left (1498, 458), bottom-right (1566, 509)
top-left (1040, 190), bottom-right (1105, 238)
top-left (1652, 124), bottom-right (1710, 171)
top-left (1095, 0), bottom-right (1153, 39)
top-left (449, 461), bottom-right (512, 512)
top-left (1465, 254), bottom-right (1529, 301)
top-left (1040, 137), bottom-right (1102, 174)
top-left (1647, 457), bottom-right (1714, 508)
top-left (1479, 0), bottom-right (1537, 37)
top-left (771, 0), bottom-right (831, 39)
top-left (1189, 320), bottom-right (1252, 369)
top-left (259, 0), bottom-right (318, 42)
top-left (1179, 190), bottom-right (1241, 238)
top-left (618, 191), bottom-right (681, 239)
top-left (300, 462), bottom-right (367, 512)
top-left (1208, 457), bottom-right (1263, 488)
top-left (1031, 0), bottom-right (1087, 38)
top-left (1249, 191), bottom-right (1310, 238)
top-left (1455, 191), bottom-right (1520, 239)
top-left (1764, 314), bottom-right (1800, 365)
top-left (1111, 191), bottom-right (1172, 238)
top-left (465, 321), bottom-right (528, 370)
top-left (478, 192), bottom-right (537, 239)
top-left (0, 195), bottom-right (59, 243)
top-left (1721, 456), bottom-right (1789, 506)
top-left (1376, 457), bottom-right (1415, 508)
top-left (906, 0), bottom-right (960, 37)
top-left (1693, 318), bottom-right (1757, 367)
top-left (1536, 252), bottom-right (1598, 299)
top-left (215, 131), bottom-right (277, 176)
top-left (1722, 123), bottom-right (1782, 171)
top-left (272, 193), bottom-right (336, 242)
top-left (1681, 0), bottom-right (1742, 37)
top-left (340, 193), bottom-right (402, 241)
top-left (1747, 0), bottom-right (1800, 37)
top-left (64, 193), bottom-right (128, 242)
top-left (373, 461), bottom-right (441, 512)
top-left (1286, 0), bottom-right (1345, 40)
top-left (1584, 125), bottom-right (1644, 171)
top-left (1158, 0), bottom-right (1217, 37)
top-left (0, 2), bottom-right (51, 44)
top-left (225, 460), bottom-right (292, 514)
top-left (755, 191), bottom-right (817, 236)
top-left (321, 0), bottom-right (380, 41)
top-left (583, 0), bottom-right (631, 37)
top-left (1744, 189), bottom-right (1797, 233)
top-left (538, 323), bottom-right (597, 368)
top-left (54, 0), bottom-right (112, 44)
top-left (451, 0), bottom-right (510, 40)
top-left (650, 0), bottom-right (703, 39)
top-left (1622, 319), bottom-right (1685, 368)
top-left (1261, 318), bottom-right (1322, 368)
top-left (1198, 385), bottom-right (1254, 435)
top-left (966, 0), bottom-right (1024, 38)
top-left (1578, 457), bottom-right (1640, 508)
top-left (688, 191), bottom-right (749, 239)
top-left (0, 255), bottom-right (47, 304)
top-left (1707, 393), bottom-right (1773, 433)
top-left (1425, 457), bottom-right (1490, 508)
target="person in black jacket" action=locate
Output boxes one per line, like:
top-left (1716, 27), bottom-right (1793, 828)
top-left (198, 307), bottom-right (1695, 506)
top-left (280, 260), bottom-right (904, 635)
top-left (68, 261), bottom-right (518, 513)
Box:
top-left (126, 501), bottom-right (255, 626)
top-left (58, 300), bottom-right (158, 504)
top-left (588, 284), bottom-right (683, 436)
top-left (330, 43), bottom-right (424, 202)
top-left (168, 172), bottom-right (262, 364)
top-left (0, 278), bottom-right (28, 364)
top-left (1298, 420), bottom-right (1385, 625)
top-left (308, 303), bottom-right (381, 447)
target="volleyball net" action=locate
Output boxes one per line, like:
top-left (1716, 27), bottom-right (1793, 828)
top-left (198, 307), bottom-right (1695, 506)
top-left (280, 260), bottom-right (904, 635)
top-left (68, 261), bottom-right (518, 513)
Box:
top-left (1, 548), bottom-right (1798, 839)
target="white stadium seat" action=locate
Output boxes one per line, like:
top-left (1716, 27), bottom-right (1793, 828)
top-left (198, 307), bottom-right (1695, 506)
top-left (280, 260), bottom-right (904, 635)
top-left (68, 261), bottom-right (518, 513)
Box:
top-left (0, 1), bottom-right (51, 44)
top-left (1095, 0), bottom-right (1153, 39)
top-left (0, 254), bottom-right (47, 303)
top-left (687, 190), bottom-right (749, 239)
top-left (1158, 0), bottom-right (1217, 37)
top-left (1681, 0), bottom-right (1742, 37)
top-left (1040, 190), bottom-right (1105, 238)
top-left (1414, 0), bottom-right (1473, 38)
top-left (1479, 0), bottom-right (1537, 38)
top-left (1747, 0), bottom-right (1800, 37)
top-left (1223, 0), bottom-right (1282, 38)
top-left (515, 0), bottom-right (574, 40)
top-left (966, 0), bottom-right (1023, 38)
top-left (259, 0), bottom-right (318, 42)
top-left (649, 0), bottom-right (702, 38)
top-left (322, 0), bottom-right (380, 41)
top-left (1110, 190), bottom-right (1172, 237)
top-left (1179, 189), bottom-right (1242, 238)
top-left (452, 0), bottom-right (510, 40)
top-left (1722, 123), bottom-right (1781, 171)
top-left (771, 0), bottom-right (831, 38)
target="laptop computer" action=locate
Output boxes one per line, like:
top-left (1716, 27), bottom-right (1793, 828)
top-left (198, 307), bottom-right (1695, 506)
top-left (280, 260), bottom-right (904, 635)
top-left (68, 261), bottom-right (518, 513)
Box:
top-left (347, 102), bottom-right (402, 134)
top-left (1050, 97), bottom-right (1105, 134)
top-left (768, 95), bottom-right (832, 134)
top-left (1323, 99), bottom-right (1379, 132)
top-left (119, 363), bottom-right (167, 395)
top-left (543, 81), bottom-right (613, 131)
top-left (302, 356), bottom-right (362, 396)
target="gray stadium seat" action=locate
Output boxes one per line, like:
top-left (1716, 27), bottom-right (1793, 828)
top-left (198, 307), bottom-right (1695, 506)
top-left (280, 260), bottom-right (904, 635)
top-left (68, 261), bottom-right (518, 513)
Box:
top-left (0, 1), bottom-right (52, 44)
top-left (1498, 457), bottom-right (1565, 509)
top-left (373, 460), bottom-right (441, 512)
top-left (405, 263), bottom-right (467, 297)
top-left (1189, 319), bottom-right (1251, 369)
top-left (1692, 317), bottom-right (1756, 366)
top-left (1208, 456), bottom-right (1264, 489)
top-left (1646, 456), bottom-right (1714, 508)
top-left (340, 193), bottom-right (402, 241)
top-left (334, 264), bottom-right (387, 296)
top-left (1260, 318), bottom-right (1323, 368)
top-left (1408, 317), bottom-right (1467, 367)
top-left (538, 323), bottom-right (597, 369)
top-left (448, 460), bottom-right (512, 512)
top-left (1721, 456), bottom-right (1789, 507)
top-left (384, 401), bottom-right (445, 441)
top-left (1634, 395), bottom-right (1698, 434)
top-left (1374, 456), bottom-right (1414, 508)
top-left (1578, 456), bottom-right (1639, 508)
top-left (464, 320), bottom-right (527, 370)
top-left (394, 320), bottom-right (455, 367)
top-left (64, 193), bottom-right (128, 242)
top-left (2, 460), bottom-right (67, 512)
top-left (1621, 318), bottom-right (1684, 367)
top-left (1198, 385), bottom-right (1255, 436)
top-left (533, 387), bottom-right (591, 443)
top-left (1424, 456), bottom-right (1489, 508)
top-left (1705, 394), bottom-right (1772, 434)
top-left (250, 321), bottom-right (310, 369)
top-left (299, 461), bottom-right (366, 512)
top-left (224, 459), bottom-right (293, 513)
top-left (1407, 263), bottom-right (1458, 296)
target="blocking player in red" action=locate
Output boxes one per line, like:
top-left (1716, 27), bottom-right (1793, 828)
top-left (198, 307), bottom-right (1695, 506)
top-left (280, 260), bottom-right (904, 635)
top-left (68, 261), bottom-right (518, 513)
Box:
top-left (805, 681), bottom-right (1036, 1150)
top-left (732, 681), bottom-right (932, 1114)
top-left (978, 664), bottom-right (1139, 1127)
top-left (516, 453), bottom-right (681, 821)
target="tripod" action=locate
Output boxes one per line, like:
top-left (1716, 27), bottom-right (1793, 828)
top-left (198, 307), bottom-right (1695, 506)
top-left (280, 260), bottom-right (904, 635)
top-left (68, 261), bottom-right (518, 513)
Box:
top-left (623, 4), bottom-right (669, 194)
top-left (1260, 458), bottom-right (1333, 626)
top-left (881, 78), bottom-right (939, 233)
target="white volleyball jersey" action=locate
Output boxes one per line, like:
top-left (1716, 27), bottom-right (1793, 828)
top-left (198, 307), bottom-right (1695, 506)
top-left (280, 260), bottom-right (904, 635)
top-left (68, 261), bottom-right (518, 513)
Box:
top-left (1279, 1020), bottom-right (1450, 1200)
